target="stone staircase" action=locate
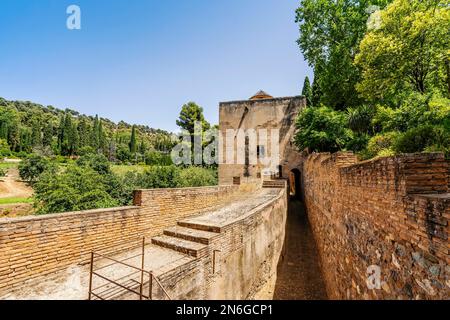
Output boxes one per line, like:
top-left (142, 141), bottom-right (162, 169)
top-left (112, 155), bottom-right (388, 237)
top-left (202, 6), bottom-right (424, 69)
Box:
top-left (151, 222), bottom-right (220, 258)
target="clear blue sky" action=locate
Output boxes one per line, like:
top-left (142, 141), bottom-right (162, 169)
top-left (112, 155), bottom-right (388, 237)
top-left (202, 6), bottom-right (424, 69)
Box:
top-left (0, 0), bottom-right (312, 132)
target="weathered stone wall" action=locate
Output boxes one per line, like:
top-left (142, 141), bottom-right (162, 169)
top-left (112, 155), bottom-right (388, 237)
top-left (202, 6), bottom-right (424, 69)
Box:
top-left (302, 152), bottom-right (449, 300)
top-left (219, 96), bottom-right (305, 185)
top-left (153, 186), bottom-right (288, 300)
top-left (0, 185), bottom-right (238, 296)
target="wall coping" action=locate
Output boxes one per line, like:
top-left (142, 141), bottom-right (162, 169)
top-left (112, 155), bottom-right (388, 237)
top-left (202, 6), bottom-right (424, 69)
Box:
top-left (340, 152), bottom-right (445, 172)
top-left (0, 205), bottom-right (140, 225)
top-left (219, 95), bottom-right (304, 107)
top-left (135, 185), bottom-right (236, 192)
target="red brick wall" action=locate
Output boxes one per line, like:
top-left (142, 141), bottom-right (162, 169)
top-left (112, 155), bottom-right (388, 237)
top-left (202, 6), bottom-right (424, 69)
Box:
top-left (303, 152), bottom-right (449, 300)
top-left (0, 185), bottom-right (238, 296)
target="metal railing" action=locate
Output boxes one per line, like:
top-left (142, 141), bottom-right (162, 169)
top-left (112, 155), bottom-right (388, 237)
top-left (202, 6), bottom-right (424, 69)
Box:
top-left (88, 237), bottom-right (171, 300)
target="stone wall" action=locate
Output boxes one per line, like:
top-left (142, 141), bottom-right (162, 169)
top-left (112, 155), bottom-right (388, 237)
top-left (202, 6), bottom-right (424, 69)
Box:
top-left (218, 96), bottom-right (305, 185)
top-left (302, 152), bottom-right (449, 300)
top-left (0, 185), bottom-right (238, 296)
top-left (152, 186), bottom-right (288, 300)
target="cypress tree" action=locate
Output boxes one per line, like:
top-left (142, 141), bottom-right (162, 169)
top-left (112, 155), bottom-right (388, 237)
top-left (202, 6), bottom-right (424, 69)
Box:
top-left (129, 125), bottom-right (137, 154)
top-left (302, 76), bottom-right (313, 107)
top-left (43, 122), bottom-right (53, 147)
top-left (91, 115), bottom-right (100, 151)
top-left (31, 119), bottom-right (42, 147)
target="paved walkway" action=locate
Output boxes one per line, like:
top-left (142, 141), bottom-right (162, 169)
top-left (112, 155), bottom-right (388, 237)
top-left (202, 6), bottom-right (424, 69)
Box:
top-left (273, 199), bottom-right (328, 300)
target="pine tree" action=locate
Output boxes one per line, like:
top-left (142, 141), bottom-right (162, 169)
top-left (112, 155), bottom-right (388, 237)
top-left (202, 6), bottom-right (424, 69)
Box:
top-left (302, 76), bottom-right (313, 107)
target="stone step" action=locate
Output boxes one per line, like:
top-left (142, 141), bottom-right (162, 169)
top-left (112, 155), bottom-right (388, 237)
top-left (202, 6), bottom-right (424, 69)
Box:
top-left (163, 226), bottom-right (219, 245)
top-left (177, 220), bottom-right (221, 233)
top-left (262, 180), bottom-right (285, 188)
top-left (151, 235), bottom-right (208, 258)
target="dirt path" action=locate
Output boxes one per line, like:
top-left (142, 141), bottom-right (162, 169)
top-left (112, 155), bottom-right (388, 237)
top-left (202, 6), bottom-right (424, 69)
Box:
top-left (273, 199), bottom-right (328, 300)
top-left (0, 168), bottom-right (33, 199)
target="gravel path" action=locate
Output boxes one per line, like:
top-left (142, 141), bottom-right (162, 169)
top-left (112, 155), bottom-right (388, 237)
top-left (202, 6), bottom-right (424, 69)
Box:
top-left (0, 169), bottom-right (33, 199)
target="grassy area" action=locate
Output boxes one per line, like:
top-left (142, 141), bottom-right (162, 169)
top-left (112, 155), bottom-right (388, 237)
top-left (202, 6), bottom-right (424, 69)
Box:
top-left (0, 162), bottom-right (19, 170)
top-left (0, 197), bottom-right (33, 205)
top-left (111, 165), bottom-right (149, 176)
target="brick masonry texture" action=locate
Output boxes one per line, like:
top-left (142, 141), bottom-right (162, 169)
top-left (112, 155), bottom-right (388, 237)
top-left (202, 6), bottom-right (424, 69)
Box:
top-left (0, 185), bottom-right (239, 296)
top-left (302, 152), bottom-right (450, 299)
top-left (151, 186), bottom-right (288, 300)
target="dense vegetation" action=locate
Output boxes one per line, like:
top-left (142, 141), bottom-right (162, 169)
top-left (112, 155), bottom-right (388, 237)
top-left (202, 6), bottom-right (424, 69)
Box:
top-left (0, 97), bottom-right (217, 215)
top-left (18, 148), bottom-right (217, 215)
top-left (0, 97), bottom-right (175, 164)
top-left (295, 0), bottom-right (450, 159)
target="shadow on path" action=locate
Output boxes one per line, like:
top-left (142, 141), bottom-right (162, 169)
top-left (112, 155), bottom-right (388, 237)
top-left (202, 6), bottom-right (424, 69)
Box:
top-left (273, 199), bottom-right (328, 300)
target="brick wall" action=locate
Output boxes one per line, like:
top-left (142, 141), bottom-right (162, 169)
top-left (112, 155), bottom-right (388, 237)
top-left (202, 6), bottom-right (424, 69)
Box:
top-left (0, 185), bottom-right (238, 296)
top-left (153, 186), bottom-right (288, 300)
top-left (302, 152), bottom-right (449, 300)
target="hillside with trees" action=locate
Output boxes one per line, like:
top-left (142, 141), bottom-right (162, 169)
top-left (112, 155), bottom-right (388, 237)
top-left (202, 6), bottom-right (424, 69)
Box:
top-left (0, 97), bottom-right (175, 164)
top-left (0, 98), bottom-right (218, 216)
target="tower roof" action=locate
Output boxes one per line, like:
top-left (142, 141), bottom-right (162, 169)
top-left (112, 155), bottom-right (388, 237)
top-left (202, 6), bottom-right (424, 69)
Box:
top-left (249, 90), bottom-right (273, 100)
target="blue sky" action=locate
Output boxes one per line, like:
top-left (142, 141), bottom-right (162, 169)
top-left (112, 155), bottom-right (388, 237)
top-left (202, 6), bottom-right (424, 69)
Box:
top-left (0, 0), bottom-right (312, 132)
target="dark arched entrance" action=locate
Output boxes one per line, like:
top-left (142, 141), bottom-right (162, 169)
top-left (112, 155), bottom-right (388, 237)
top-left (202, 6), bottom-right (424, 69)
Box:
top-left (289, 169), bottom-right (301, 199)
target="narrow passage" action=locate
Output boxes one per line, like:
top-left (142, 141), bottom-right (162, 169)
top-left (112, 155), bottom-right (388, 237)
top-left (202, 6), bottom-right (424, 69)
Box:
top-left (273, 199), bottom-right (328, 300)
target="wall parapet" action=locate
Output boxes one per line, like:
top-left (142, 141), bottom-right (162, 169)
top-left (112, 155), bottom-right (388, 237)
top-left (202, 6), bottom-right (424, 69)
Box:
top-left (302, 152), bottom-right (449, 300)
top-left (0, 185), bottom-right (240, 296)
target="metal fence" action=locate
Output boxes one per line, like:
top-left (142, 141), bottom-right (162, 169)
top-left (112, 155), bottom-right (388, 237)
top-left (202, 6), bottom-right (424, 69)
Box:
top-left (88, 237), bottom-right (171, 300)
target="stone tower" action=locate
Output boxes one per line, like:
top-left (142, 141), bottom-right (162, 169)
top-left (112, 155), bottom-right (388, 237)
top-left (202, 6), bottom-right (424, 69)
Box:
top-left (218, 91), bottom-right (306, 185)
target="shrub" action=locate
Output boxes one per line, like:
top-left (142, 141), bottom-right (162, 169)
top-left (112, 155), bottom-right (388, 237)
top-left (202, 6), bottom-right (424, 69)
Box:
top-left (367, 132), bottom-right (399, 158)
top-left (393, 125), bottom-right (448, 154)
top-left (178, 167), bottom-right (217, 187)
top-left (18, 155), bottom-right (54, 183)
top-left (345, 133), bottom-right (370, 153)
top-left (0, 139), bottom-right (11, 157)
top-left (145, 151), bottom-right (173, 166)
top-left (34, 165), bottom-right (118, 214)
top-left (0, 168), bottom-right (6, 177)
top-left (346, 105), bottom-right (374, 134)
top-left (140, 166), bottom-right (180, 189)
top-left (76, 153), bottom-right (111, 175)
top-left (294, 106), bottom-right (352, 152)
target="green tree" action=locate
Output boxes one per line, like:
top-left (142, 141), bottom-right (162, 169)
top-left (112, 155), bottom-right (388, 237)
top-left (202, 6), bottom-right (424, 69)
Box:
top-left (176, 102), bottom-right (210, 133)
top-left (42, 122), bottom-right (53, 147)
top-left (0, 138), bottom-right (11, 156)
top-left (347, 105), bottom-right (374, 134)
top-left (355, 0), bottom-right (450, 103)
top-left (91, 115), bottom-right (100, 151)
top-left (129, 125), bottom-right (137, 154)
top-left (18, 155), bottom-right (54, 183)
top-left (302, 76), bottom-right (313, 106)
top-left (31, 119), bottom-right (42, 147)
top-left (34, 165), bottom-right (118, 214)
top-left (294, 106), bottom-right (352, 152)
top-left (296, 0), bottom-right (390, 109)
top-left (178, 167), bottom-right (217, 187)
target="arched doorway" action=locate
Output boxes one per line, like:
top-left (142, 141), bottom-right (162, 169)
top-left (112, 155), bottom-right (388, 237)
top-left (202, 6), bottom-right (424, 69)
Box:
top-left (289, 169), bottom-right (301, 199)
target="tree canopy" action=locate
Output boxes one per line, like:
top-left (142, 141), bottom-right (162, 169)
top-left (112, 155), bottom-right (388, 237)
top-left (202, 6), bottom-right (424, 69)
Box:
top-left (355, 0), bottom-right (450, 103)
top-left (296, 0), bottom-right (390, 109)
